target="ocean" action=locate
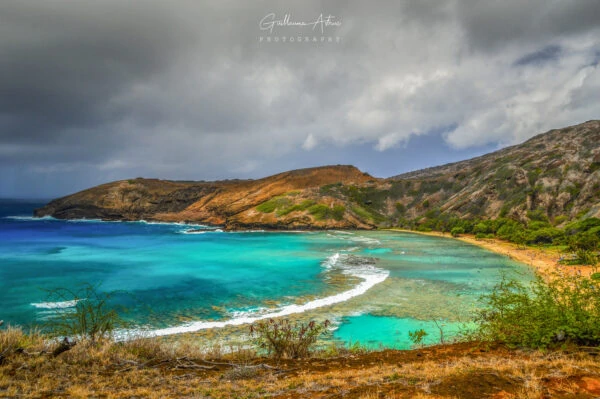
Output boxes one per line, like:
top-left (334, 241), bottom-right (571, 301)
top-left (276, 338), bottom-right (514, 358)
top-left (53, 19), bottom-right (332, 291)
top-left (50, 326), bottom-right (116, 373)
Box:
top-left (0, 199), bottom-right (530, 348)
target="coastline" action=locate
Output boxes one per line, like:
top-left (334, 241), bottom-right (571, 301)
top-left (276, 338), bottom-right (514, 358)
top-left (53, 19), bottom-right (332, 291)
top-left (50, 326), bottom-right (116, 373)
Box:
top-left (385, 228), bottom-right (595, 279)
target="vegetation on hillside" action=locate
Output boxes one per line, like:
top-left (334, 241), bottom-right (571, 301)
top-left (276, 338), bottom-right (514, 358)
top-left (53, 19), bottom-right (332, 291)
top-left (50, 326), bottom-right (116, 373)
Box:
top-left (398, 213), bottom-right (600, 264)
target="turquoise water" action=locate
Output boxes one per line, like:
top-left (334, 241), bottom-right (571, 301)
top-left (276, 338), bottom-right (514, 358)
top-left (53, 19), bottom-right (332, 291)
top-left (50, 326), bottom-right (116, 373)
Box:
top-left (333, 315), bottom-right (471, 349)
top-left (0, 201), bottom-right (530, 347)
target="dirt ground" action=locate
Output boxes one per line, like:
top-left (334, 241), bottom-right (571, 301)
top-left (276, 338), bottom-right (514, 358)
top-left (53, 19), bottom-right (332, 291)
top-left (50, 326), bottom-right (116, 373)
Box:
top-left (2, 342), bottom-right (600, 398)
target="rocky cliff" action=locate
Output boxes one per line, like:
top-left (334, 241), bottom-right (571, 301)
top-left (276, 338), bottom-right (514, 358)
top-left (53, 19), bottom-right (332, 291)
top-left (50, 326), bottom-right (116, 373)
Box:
top-left (35, 120), bottom-right (600, 229)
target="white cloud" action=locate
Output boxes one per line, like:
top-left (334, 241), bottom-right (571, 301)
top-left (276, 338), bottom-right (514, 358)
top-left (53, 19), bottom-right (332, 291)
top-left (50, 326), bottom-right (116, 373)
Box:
top-left (302, 133), bottom-right (317, 150)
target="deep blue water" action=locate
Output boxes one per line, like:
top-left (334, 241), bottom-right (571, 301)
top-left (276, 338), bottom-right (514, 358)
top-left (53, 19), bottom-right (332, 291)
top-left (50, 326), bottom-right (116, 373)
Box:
top-left (0, 200), bottom-right (529, 348)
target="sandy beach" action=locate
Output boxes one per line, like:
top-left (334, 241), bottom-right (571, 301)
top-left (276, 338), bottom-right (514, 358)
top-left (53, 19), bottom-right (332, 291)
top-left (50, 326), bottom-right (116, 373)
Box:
top-left (386, 229), bottom-right (596, 279)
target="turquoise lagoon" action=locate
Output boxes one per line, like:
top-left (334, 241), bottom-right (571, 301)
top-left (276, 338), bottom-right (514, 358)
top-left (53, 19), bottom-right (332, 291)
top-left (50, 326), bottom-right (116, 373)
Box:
top-left (0, 200), bottom-right (530, 348)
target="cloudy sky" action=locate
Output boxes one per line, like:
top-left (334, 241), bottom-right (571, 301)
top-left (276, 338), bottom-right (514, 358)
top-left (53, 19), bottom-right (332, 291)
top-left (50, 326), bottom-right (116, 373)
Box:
top-left (1, 0), bottom-right (599, 198)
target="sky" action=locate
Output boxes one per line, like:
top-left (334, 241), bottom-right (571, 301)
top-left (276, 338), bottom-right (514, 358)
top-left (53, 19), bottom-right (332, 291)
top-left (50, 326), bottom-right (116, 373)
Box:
top-left (1, 1), bottom-right (599, 198)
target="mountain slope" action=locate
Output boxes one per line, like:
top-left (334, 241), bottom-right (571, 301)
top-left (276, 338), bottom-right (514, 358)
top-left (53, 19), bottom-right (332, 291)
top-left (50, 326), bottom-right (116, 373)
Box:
top-left (387, 120), bottom-right (600, 222)
top-left (35, 120), bottom-right (600, 229)
top-left (35, 165), bottom-right (377, 229)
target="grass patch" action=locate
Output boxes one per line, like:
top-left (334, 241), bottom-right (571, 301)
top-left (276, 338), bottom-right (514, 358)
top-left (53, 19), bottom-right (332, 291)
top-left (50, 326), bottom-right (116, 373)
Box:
top-left (255, 196), bottom-right (292, 213)
top-left (276, 199), bottom-right (316, 216)
top-left (307, 204), bottom-right (346, 221)
top-left (351, 205), bottom-right (385, 223)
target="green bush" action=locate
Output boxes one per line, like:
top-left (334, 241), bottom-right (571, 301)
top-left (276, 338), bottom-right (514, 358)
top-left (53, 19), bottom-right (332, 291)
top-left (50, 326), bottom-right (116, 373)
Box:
top-left (568, 231), bottom-right (600, 252)
top-left (575, 250), bottom-right (598, 266)
top-left (395, 202), bottom-right (406, 214)
top-left (527, 209), bottom-right (549, 223)
top-left (473, 222), bottom-right (492, 235)
top-left (250, 319), bottom-right (330, 359)
top-left (450, 227), bottom-right (464, 237)
top-left (475, 274), bottom-right (600, 348)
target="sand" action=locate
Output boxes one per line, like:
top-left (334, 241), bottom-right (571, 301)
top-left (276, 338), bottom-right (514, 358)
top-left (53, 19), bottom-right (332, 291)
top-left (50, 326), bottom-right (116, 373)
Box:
top-left (386, 229), bottom-right (596, 279)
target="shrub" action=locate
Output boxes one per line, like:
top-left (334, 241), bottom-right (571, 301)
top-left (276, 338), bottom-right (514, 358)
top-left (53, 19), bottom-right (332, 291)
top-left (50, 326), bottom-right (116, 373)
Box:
top-left (475, 273), bottom-right (600, 349)
top-left (525, 227), bottom-right (563, 245)
top-left (44, 284), bottom-right (125, 343)
top-left (408, 329), bottom-right (428, 347)
top-left (250, 319), bottom-right (330, 359)
top-left (473, 222), bottom-right (492, 235)
top-left (568, 232), bottom-right (600, 252)
top-left (395, 203), bottom-right (406, 214)
top-left (451, 227), bottom-right (464, 237)
top-left (527, 209), bottom-right (549, 223)
top-left (575, 250), bottom-right (598, 266)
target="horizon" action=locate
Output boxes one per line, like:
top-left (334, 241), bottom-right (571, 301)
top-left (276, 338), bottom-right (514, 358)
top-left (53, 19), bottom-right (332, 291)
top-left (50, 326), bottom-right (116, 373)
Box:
top-left (1, 1), bottom-right (599, 198)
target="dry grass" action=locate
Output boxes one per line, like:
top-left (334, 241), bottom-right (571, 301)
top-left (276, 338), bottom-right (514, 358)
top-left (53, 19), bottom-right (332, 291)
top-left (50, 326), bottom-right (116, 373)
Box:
top-left (1, 327), bottom-right (599, 398)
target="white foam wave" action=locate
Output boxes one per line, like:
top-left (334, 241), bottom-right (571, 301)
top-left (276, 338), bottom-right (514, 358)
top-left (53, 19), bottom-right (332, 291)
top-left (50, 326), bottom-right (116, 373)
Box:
top-left (178, 229), bottom-right (207, 234)
top-left (31, 299), bottom-right (80, 309)
top-left (136, 220), bottom-right (211, 228)
top-left (134, 252), bottom-right (388, 338)
top-left (349, 236), bottom-right (381, 245)
top-left (4, 215), bottom-right (57, 221)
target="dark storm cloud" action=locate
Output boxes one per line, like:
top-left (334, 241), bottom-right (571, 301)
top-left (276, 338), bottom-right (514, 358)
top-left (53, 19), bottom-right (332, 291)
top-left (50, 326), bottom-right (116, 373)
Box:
top-left (514, 45), bottom-right (562, 67)
top-left (0, 0), bottom-right (599, 197)
top-left (456, 0), bottom-right (600, 51)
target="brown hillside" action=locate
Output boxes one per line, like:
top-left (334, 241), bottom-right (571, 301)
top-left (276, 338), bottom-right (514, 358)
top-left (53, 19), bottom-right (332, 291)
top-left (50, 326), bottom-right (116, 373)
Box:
top-left (35, 121), bottom-right (600, 229)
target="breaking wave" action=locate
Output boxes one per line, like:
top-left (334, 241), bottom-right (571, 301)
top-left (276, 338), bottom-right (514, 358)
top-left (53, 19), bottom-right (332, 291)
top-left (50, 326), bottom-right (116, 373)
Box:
top-left (123, 252), bottom-right (389, 338)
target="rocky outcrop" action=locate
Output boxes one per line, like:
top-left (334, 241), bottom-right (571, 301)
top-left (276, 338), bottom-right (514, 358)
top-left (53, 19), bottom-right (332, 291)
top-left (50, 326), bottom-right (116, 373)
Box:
top-left (35, 121), bottom-right (600, 229)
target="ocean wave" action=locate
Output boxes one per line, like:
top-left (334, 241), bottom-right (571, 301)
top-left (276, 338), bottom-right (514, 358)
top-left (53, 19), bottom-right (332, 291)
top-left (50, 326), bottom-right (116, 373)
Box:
top-left (326, 232), bottom-right (381, 246)
top-left (31, 299), bottom-right (80, 309)
top-left (348, 236), bottom-right (381, 245)
top-left (178, 229), bottom-right (207, 234)
top-left (136, 220), bottom-right (210, 228)
top-left (4, 215), bottom-right (57, 221)
top-left (127, 252), bottom-right (389, 338)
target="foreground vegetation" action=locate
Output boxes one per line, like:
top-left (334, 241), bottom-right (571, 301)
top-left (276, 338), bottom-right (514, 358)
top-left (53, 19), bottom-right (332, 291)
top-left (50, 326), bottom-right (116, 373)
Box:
top-left (1, 327), bottom-right (600, 398)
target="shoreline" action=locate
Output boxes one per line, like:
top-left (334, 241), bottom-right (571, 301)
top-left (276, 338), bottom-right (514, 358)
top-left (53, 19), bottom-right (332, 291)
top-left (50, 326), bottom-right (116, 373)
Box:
top-left (385, 228), bottom-right (595, 278)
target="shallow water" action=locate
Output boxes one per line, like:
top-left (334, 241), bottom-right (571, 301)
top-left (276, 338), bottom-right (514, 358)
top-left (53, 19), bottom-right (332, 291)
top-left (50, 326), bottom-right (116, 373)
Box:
top-left (0, 200), bottom-right (531, 347)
